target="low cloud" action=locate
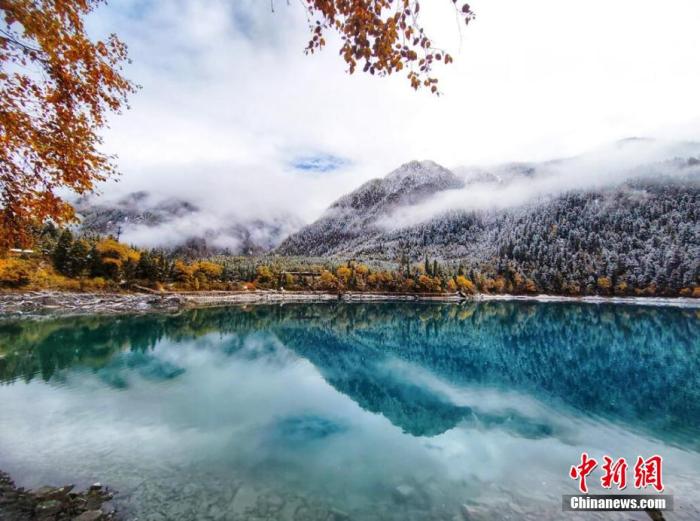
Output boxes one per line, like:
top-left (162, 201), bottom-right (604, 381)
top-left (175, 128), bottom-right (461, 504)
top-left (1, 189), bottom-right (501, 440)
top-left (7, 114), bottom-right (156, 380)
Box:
top-left (379, 138), bottom-right (700, 230)
top-left (78, 0), bottom-right (700, 247)
top-left (88, 137), bottom-right (700, 249)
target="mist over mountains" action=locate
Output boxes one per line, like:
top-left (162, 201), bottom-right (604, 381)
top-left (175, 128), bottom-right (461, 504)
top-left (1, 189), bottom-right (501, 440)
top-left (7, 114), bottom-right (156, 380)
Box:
top-left (76, 191), bottom-right (302, 257)
top-left (276, 139), bottom-right (700, 294)
top-left (279, 140), bottom-right (700, 252)
top-left (76, 138), bottom-right (700, 294)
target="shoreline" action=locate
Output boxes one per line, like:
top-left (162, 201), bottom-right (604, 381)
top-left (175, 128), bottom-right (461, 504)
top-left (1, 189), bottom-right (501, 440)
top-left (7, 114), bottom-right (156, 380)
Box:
top-left (0, 471), bottom-right (116, 521)
top-left (472, 293), bottom-right (700, 309)
top-left (0, 290), bottom-right (698, 317)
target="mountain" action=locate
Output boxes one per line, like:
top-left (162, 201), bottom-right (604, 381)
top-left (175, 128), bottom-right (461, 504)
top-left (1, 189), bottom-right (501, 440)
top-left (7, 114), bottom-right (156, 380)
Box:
top-left (75, 191), bottom-right (301, 256)
top-left (277, 143), bottom-right (700, 295)
top-left (276, 160), bottom-right (464, 256)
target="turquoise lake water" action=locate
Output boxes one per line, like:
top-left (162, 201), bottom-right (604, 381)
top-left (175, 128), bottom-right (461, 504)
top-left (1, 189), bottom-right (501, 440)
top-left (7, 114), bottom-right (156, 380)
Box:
top-left (0, 302), bottom-right (699, 520)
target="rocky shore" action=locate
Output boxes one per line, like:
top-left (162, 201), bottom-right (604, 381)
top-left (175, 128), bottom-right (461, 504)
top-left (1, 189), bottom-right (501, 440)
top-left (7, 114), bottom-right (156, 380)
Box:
top-left (0, 290), bottom-right (462, 317)
top-left (0, 291), bottom-right (185, 316)
top-left (474, 293), bottom-right (700, 309)
top-left (0, 471), bottom-right (115, 521)
top-left (0, 290), bottom-right (697, 318)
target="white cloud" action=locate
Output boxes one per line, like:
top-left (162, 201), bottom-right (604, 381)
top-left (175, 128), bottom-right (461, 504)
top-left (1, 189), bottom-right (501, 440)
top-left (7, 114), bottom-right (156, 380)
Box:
top-left (85, 0), bottom-right (700, 233)
top-left (378, 138), bottom-right (700, 229)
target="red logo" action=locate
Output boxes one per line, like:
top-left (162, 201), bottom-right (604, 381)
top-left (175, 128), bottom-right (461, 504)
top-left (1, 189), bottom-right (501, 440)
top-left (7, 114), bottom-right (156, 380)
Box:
top-left (601, 456), bottom-right (628, 490)
top-left (569, 454), bottom-right (664, 493)
top-left (634, 455), bottom-right (664, 492)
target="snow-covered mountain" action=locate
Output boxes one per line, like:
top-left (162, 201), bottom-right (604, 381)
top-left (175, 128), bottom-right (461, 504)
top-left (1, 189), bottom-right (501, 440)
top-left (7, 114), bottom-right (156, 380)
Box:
top-left (75, 139), bottom-right (700, 294)
top-left (276, 160), bottom-right (464, 256)
top-left (277, 141), bottom-right (700, 294)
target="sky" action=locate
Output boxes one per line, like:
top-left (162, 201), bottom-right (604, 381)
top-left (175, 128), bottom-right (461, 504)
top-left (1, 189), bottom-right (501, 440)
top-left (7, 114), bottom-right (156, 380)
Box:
top-left (85, 0), bottom-right (700, 235)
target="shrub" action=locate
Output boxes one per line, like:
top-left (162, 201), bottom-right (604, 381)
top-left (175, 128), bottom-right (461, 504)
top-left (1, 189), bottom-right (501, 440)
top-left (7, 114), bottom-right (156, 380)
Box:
top-left (0, 258), bottom-right (32, 287)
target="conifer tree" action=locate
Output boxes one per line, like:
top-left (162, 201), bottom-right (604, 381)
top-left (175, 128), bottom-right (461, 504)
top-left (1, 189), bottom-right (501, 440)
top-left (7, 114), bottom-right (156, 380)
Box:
top-left (136, 250), bottom-right (159, 281)
top-left (52, 229), bottom-right (75, 276)
top-left (68, 239), bottom-right (90, 277)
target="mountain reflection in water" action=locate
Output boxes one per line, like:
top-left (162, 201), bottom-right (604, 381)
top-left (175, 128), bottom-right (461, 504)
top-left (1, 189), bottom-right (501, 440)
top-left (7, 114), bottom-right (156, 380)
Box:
top-left (0, 302), bottom-right (698, 521)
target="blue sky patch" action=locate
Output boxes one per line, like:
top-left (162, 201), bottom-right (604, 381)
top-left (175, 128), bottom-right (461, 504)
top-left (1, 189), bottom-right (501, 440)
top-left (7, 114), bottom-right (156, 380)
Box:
top-left (291, 154), bottom-right (349, 173)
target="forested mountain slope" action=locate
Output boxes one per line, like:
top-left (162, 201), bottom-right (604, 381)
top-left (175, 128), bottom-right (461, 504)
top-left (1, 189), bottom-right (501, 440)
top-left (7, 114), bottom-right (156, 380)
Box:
top-left (277, 152), bottom-right (700, 295)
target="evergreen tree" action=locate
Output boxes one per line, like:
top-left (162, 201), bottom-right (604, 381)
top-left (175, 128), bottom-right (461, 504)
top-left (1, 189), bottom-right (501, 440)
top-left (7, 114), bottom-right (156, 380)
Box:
top-left (68, 239), bottom-right (90, 277)
top-left (136, 250), bottom-right (159, 281)
top-left (52, 229), bottom-right (74, 276)
top-left (88, 244), bottom-right (103, 278)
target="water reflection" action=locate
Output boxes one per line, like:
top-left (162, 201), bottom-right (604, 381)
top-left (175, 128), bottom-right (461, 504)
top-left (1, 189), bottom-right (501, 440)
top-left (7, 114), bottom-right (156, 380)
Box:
top-left (276, 303), bottom-right (700, 447)
top-left (2, 303), bottom-right (698, 446)
top-left (0, 302), bottom-right (699, 520)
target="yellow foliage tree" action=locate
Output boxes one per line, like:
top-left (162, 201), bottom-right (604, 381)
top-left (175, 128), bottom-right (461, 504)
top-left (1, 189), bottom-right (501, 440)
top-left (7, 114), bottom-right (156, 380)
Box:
top-left (336, 266), bottom-right (352, 285)
top-left (303, 0), bottom-right (475, 93)
top-left (614, 281), bottom-right (628, 295)
top-left (94, 239), bottom-right (140, 280)
top-left (256, 265), bottom-right (274, 284)
top-left (173, 260), bottom-right (194, 283)
top-left (524, 278), bottom-right (538, 293)
top-left (597, 276), bottom-right (612, 293)
top-left (194, 261), bottom-right (223, 280)
top-left (0, 0), bottom-right (136, 248)
top-left (455, 275), bottom-right (476, 294)
top-left (0, 258), bottom-right (31, 287)
top-left (355, 264), bottom-right (369, 276)
top-left (319, 270), bottom-right (339, 290)
top-left (493, 276), bottom-right (507, 294)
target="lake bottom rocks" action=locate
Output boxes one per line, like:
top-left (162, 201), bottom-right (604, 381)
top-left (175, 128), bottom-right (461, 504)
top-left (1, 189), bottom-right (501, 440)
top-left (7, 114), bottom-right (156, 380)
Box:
top-left (0, 471), bottom-right (115, 521)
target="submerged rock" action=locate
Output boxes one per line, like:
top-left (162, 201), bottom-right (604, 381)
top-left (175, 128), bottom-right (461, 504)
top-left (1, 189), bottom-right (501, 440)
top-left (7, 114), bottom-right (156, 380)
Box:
top-left (32, 485), bottom-right (75, 501)
top-left (35, 499), bottom-right (63, 516)
top-left (0, 470), bottom-right (116, 521)
top-left (393, 484), bottom-right (416, 502)
top-left (73, 511), bottom-right (103, 521)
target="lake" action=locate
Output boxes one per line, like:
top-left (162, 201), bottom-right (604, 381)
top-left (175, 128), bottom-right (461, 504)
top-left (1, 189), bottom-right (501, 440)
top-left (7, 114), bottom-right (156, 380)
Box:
top-left (0, 302), bottom-right (699, 521)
